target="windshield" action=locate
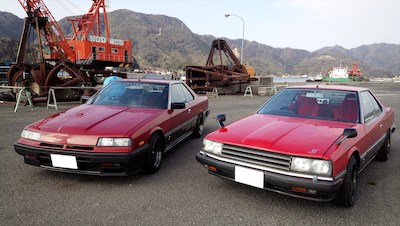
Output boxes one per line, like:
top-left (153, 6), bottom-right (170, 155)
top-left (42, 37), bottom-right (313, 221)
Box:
top-left (257, 88), bottom-right (359, 123)
top-left (88, 81), bottom-right (169, 109)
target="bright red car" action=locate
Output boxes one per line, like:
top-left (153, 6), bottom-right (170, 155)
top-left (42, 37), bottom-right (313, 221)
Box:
top-left (196, 85), bottom-right (395, 207)
top-left (15, 79), bottom-right (209, 176)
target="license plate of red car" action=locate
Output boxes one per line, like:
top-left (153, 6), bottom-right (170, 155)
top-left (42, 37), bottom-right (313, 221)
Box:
top-left (50, 154), bottom-right (78, 169)
top-left (234, 166), bottom-right (264, 188)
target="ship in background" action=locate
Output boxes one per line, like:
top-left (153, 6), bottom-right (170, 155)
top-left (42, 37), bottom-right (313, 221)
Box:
top-left (323, 63), bottom-right (364, 82)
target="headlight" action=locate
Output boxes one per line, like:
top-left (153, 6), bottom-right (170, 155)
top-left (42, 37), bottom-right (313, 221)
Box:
top-left (97, 138), bottom-right (132, 147)
top-left (202, 139), bottom-right (223, 155)
top-left (21, 130), bottom-right (41, 141)
top-left (291, 157), bottom-right (332, 176)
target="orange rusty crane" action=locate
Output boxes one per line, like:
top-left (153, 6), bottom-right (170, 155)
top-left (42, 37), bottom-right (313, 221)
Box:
top-left (8, 0), bottom-right (132, 98)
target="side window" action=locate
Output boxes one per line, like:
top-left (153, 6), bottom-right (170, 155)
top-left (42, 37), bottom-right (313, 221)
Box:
top-left (360, 91), bottom-right (376, 122)
top-left (171, 84), bottom-right (186, 103)
top-left (181, 84), bottom-right (194, 102)
top-left (368, 91), bottom-right (382, 115)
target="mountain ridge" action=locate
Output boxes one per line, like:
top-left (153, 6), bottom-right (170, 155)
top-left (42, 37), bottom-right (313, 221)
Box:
top-left (0, 9), bottom-right (399, 77)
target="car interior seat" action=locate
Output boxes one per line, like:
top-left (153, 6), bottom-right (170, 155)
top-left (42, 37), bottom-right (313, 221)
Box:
top-left (333, 94), bottom-right (358, 122)
top-left (296, 95), bottom-right (319, 117)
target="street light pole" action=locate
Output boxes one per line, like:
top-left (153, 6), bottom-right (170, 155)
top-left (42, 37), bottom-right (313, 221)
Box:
top-left (224, 14), bottom-right (245, 64)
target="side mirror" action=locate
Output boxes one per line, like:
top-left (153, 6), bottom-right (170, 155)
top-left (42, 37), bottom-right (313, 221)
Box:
top-left (171, 102), bottom-right (185, 109)
top-left (216, 114), bottom-right (226, 128)
top-left (337, 128), bottom-right (357, 145)
top-left (343, 128), bottom-right (357, 138)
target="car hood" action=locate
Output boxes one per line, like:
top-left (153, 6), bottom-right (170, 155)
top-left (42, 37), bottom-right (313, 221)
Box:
top-left (29, 104), bottom-right (163, 136)
top-left (207, 114), bottom-right (353, 158)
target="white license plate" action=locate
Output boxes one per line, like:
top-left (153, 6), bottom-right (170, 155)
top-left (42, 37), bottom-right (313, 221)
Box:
top-left (235, 166), bottom-right (264, 189)
top-left (50, 154), bottom-right (78, 169)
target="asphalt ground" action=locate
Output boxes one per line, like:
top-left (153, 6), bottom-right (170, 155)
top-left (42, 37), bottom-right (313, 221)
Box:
top-left (1, 82), bottom-right (399, 225)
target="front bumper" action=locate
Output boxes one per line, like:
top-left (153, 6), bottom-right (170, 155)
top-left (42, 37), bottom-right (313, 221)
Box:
top-left (15, 143), bottom-right (148, 176)
top-left (196, 152), bottom-right (345, 202)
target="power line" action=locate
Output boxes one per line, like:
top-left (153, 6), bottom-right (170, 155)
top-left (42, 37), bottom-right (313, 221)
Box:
top-left (54, 0), bottom-right (77, 17)
top-left (64, 0), bottom-right (86, 14)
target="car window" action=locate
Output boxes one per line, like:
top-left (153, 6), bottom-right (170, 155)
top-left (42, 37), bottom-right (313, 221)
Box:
top-left (89, 81), bottom-right (169, 109)
top-left (171, 83), bottom-right (187, 103)
top-left (368, 91), bottom-right (382, 115)
top-left (360, 91), bottom-right (381, 122)
top-left (181, 84), bottom-right (194, 102)
top-left (257, 88), bottom-right (359, 122)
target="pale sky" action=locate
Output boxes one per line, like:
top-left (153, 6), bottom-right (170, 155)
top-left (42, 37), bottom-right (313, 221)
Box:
top-left (1, 0), bottom-right (399, 52)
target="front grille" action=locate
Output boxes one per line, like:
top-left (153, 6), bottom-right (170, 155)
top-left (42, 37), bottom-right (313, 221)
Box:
top-left (66, 145), bottom-right (94, 151)
top-left (221, 144), bottom-right (291, 171)
top-left (39, 142), bottom-right (94, 151)
top-left (40, 143), bottom-right (63, 148)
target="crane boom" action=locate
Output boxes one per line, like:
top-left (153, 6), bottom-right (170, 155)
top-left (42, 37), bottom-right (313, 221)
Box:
top-left (9, 0), bottom-right (133, 102)
top-left (69, 0), bottom-right (111, 41)
top-left (17, 0), bottom-right (76, 61)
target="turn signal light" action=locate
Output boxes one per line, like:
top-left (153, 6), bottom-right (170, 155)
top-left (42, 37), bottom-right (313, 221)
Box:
top-left (207, 165), bottom-right (217, 172)
top-left (291, 187), bottom-right (307, 193)
top-left (25, 155), bottom-right (37, 160)
top-left (291, 187), bottom-right (318, 194)
top-left (101, 163), bottom-right (113, 167)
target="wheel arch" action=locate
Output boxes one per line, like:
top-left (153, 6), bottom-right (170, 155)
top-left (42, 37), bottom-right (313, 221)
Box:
top-left (148, 128), bottom-right (165, 149)
top-left (197, 112), bottom-right (204, 122)
top-left (349, 150), bottom-right (360, 171)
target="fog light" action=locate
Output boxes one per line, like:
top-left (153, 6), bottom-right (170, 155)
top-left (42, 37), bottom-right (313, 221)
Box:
top-left (308, 189), bottom-right (317, 194)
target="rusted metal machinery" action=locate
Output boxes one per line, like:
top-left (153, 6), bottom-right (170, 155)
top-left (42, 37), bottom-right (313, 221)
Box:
top-left (185, 39), bottom-right (255, 94)
top-left (8, 0), bottom-right (132, 100)
top-left (348, 63), bottom-right (362, 78)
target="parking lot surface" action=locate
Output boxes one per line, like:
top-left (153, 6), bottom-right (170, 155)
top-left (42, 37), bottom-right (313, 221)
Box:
top-left (1, 82), bottom-right (399, 225)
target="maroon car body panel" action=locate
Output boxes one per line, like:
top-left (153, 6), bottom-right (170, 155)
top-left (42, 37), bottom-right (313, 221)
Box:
top-left (15, 79), bottom-right (209, 175)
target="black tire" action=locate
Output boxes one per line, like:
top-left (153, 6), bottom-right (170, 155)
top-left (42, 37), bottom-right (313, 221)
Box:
top-left (336, 156), bottom-right (358, 207)
top-left (191, 114), bottom-right (204, 138)
top-left (144, 133), bottom-right (163, 173)
top-left (376, 133), bottom-right (391, 161)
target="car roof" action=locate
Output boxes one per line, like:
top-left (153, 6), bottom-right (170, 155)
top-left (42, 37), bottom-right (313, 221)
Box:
top-left (116, 78), bottom-right (181, 85)
top-left (285, 85), bottom-right (369, 92)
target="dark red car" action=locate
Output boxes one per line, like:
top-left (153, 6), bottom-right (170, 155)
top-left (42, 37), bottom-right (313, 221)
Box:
top-left (196, 85), bottom-right (395, 206)
top-left (15, 79), bottom-right (209, 176)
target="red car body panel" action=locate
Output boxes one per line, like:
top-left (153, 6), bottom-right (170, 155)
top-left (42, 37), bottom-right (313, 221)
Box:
top-left (209, 114), bottom-right (353, 159)
top-left (196, 85), bottom-right (395, 203)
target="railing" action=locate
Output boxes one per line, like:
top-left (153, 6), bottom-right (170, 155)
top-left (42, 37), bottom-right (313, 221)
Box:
top-left (77, 53), bottom-right (132, 65)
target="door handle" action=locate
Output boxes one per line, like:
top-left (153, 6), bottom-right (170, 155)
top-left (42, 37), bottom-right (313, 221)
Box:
top-left (188, 108), bottom-right (191, 113)
top-left (380, 124), bottom-right (383, 129)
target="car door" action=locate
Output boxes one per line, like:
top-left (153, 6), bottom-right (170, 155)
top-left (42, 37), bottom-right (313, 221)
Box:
top-left (359, 90), bottom-right (385, 167)
top-left (168, 83), bottom-right (194, 142)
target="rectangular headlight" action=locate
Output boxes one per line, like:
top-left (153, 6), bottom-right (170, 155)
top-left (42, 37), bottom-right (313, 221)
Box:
top-left (202, 139), bottom-right (223, 155)
top-left (290, 157), bottom-right (332, 176)
top-left (97, 138), bottom-right (132, 147)
top-left (21, 130), bottom-right (41, 141)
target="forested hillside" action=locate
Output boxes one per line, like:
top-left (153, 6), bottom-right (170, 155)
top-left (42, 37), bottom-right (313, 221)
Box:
top-left (0, 10), bottom-right (399, 77)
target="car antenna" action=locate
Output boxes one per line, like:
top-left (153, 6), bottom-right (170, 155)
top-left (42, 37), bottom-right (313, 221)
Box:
top-left (316, 81), bottom-right (322, 88)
